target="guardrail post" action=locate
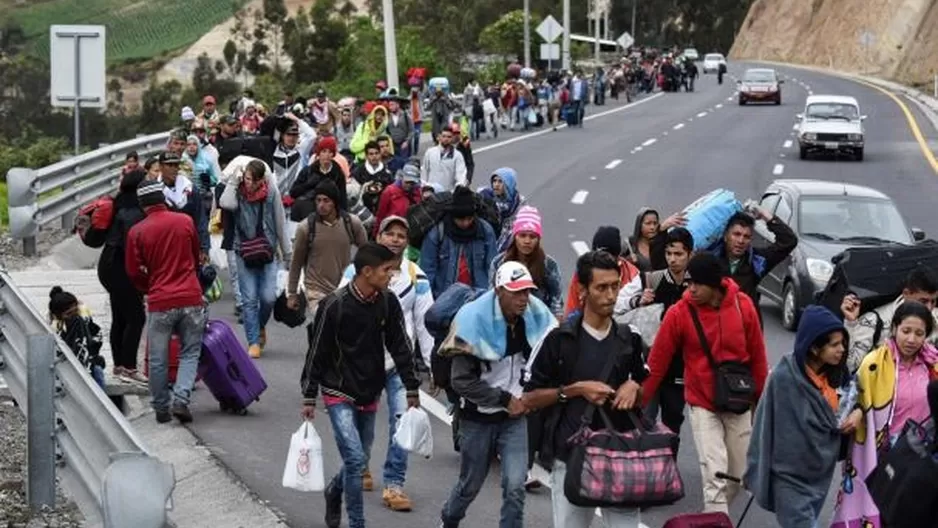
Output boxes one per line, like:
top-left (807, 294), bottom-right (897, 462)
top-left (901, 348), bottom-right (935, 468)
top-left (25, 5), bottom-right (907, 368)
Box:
top-left (26, 333), bottom-right (56, 510)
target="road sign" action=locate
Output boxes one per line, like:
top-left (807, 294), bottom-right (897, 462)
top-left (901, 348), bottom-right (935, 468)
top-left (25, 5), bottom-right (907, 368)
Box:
top-left (540, 43), bottom-right (561, 61)
top-left (859, 30), bottom-right (875, 47)
top-left (536, 15), bottom-right (564, 43)
top-left (50, 24), bottom-right (106, 155)
top-left (616, 31), bottom-right (634, 49)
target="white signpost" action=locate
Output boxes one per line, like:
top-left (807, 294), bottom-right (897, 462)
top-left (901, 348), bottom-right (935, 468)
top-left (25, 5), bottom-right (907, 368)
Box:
top-left (616, 31), bottom-right (634, 50)
top-left (536, 15), bottom-right (565, 71)
top-left (50, 25), bottom-right (106, 154)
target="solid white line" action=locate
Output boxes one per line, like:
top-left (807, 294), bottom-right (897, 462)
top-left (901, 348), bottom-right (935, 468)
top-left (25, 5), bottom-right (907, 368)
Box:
top-left (605, 159), bottom-right (622, 169)
top-left (773, 163), bottom-right (785, 175)
top-left (697, 111), bottom-right (707, 117)
top-left (571, 190), bottom-right (589, 204)
top-left (472, 92), bottom-right (665, 155)
top-left (572, 240), bottom-right (590, 256)
top-left (642, 138), bottom-right (657, 147)
top-left (783, 139), bottom-right (793, 148)
top-left (673, 123), bottom-right (685, 130)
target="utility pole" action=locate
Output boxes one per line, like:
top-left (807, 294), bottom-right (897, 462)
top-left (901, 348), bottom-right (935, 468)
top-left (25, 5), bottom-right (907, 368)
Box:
top-left (631, 0), bottom-right (637, 41)
top-left (523, 0), bottom-right (531, 67)
top-left (594, 0), bottom-right (600, 62)
top-left (562, 0), bottom-right (571, 71)
top-left (381, 0), bottom-right (399, 90)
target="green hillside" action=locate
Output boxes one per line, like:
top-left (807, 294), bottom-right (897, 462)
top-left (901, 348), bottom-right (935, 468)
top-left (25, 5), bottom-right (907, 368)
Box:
top-left (7, 0), bottom-right (249, 64)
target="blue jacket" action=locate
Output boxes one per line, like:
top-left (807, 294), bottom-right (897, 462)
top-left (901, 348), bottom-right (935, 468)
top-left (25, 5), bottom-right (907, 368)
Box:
top-left (420, 219), bottom-right (496, 298)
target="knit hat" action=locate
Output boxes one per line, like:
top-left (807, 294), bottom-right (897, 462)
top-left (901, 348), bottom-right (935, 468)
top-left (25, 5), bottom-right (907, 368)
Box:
top-left (180, 106), bottom-right (196, 121)
top-left (686, 253), bottom-right (726, 289)
top-left (137, 180), bottom-right (165, 208)
top-left (592, 226), bottom-right (622, 256)
top-left (186, 134), bottom-right (199, 145)
top-left (512, 206), bottom-right (542, 238)
top-left (450, 186), bottom-right (476, 218)
top-left (316, 136), bottom-right (337, 154)
top-left (313, 180), bottom-right (340, 205)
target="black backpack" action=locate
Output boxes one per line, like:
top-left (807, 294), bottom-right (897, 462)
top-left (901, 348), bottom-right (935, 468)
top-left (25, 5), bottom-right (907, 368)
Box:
top-left (406, 191), bottom-right (453, 248)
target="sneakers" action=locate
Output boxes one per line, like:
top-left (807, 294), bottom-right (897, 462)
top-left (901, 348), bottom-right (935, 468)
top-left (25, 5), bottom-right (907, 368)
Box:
top-left (155, 410), bottom-right (172, 424)
top-left (123, 368), bottom-right (148, 385)
top-left (524, 471), bottom-right (542, 491)
top-left (324, 484), bottom-right (342, 528)
top-left (382, 487), bottom-right (413, 512)
top-left (171, 404), bottom-right (193, 424)
top-left (248, 344), bottom-right (262, 359)
top-left (259, 327), bottom-right (267, 349)
top-left (362, 469), bottom-right (374, 492)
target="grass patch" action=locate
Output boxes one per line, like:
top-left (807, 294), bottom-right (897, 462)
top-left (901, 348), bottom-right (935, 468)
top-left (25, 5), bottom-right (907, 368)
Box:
top-left (10, 0), bottom-right (249, 64)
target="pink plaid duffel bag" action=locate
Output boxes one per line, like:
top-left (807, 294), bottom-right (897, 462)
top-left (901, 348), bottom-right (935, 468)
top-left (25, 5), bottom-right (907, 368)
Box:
top-left (563, 409), bottom-right (685, 509)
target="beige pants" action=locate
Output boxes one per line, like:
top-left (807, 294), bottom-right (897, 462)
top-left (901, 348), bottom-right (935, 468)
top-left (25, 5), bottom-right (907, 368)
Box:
top-left (687, 405), bottom-right (752, 513)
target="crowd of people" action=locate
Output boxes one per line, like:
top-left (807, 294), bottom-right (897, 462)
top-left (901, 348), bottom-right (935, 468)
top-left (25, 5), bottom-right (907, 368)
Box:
top-left (51, 55), bottom-right (938, 528)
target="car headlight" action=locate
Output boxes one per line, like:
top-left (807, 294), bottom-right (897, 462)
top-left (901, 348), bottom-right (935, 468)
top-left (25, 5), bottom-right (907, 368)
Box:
top-left (806, 258), bottom-right (834, 284)
top-left (803, 132), bottom-right (817, 141)
top-left (848, 133), bottom-right (862, 141)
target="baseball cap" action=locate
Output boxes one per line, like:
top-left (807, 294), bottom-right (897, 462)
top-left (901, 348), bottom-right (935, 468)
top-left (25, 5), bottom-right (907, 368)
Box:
top-left (397, 164), bottom-right (420, 183)
top-left (202, 95), bottom-right (216, 105)
top-left (495, 261), bottom-right (538, 292)
top-left (221, 114), bottom-right (239, 126)
top-left (158, 151), bottom-right (181, 164)
top-left (379, 215), bottom-right (408, 234)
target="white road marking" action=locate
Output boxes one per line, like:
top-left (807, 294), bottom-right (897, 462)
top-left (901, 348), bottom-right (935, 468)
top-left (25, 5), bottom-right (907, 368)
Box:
top-left (792, 77), bottom-right (798, 81)
top-left (792, 123), bottom-right (799, 130)
top-left (673, 123), bottom-right (685, 130)
top-left (605, 159), bottom-right (622, 169)
top-left (662, 131), bottom-right (669, 136)
top-left (808, 90), bottom-right (813, 95)
top-left (568, 218), bottom-right (576, 222)
top-left (783, 139), bottom-right (793, 148)
top-left (715, 103), bottom-right (723, 109)
top-left (642, 138), bottom-right (657, 147)
top-left (697, 111), bottom-right (708, 117)
top-left (589, 175), bottom-right (597, 180)
top-left (473, 92), bottom-right (665, 154)
top-left (572, 240), bottom-right (590, 256)
top-left (635, 146), bottom-right (644, 151)
top-left (727, 96), bottom-right (734, 101)
top-left (773, 163), bottom-right (785, 175)
top-left (805, 85), bottom-right (811, 91)
top-left (780, 153), bottom-right (786, 158)
top-left (571, 190), bottom-right (589, 204)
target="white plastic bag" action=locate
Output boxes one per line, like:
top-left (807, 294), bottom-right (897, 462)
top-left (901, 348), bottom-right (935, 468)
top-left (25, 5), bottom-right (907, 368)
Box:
top-left (282, 422), bottom-right (325, 492)
top-left (393, 407), bottom-right (433, 459)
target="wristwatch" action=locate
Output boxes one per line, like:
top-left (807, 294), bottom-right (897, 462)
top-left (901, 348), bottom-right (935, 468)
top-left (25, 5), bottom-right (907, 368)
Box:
top-left (557, 386), bottom-right (568, 403)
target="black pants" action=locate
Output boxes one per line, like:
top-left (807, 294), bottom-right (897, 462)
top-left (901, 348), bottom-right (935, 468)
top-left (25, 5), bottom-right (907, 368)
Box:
top-left (645, 382), bottom-right (686, 455)
top-left (97, 247), bottom-right (146, 370)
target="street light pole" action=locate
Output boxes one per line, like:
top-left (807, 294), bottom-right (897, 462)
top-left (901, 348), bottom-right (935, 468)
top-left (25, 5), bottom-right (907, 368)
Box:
top-left (562, 0), bottom-right (571, 71)
top-left (523, 0), bottom-right (531, 68)
top-left (593, 0), bottom-right (600, 62)
top-left (381, 0), bottom-right (399, 90)
top-left (631, 0), bottom-right (637, 41)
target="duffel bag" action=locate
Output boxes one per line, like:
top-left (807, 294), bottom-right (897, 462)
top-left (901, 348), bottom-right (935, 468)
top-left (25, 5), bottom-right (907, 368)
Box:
top-left (681, 189), bottom-right (742, 250)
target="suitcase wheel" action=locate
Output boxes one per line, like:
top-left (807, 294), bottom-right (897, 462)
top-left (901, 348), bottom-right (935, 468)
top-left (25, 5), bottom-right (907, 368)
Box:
top-left (219, 402), bottom-right (248, 415)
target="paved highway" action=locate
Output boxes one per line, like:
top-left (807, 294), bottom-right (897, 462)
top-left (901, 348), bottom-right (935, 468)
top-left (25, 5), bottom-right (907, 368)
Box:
top-left (185, 63), bottom-right (938, 527)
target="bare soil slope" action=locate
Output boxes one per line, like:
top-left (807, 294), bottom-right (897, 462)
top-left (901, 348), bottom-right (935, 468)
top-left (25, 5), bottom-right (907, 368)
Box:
top-left (730, 0), bottom-right (938, 87)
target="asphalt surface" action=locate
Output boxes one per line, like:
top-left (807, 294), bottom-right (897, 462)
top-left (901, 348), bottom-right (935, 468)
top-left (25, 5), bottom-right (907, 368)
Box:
top-left (184, 63), bottom-right (938, 528)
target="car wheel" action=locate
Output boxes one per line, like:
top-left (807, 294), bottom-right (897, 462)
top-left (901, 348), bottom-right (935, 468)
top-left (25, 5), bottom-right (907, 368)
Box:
top-left (774, 96), bottom-right (781, 105)
top-left (799, 146), bottom-right (808, 160)
top-left (855, 147), bottom-right (864, 161)
top-left (782, 281), bottom-right (801, 331)
top-left (738, 97), bottom-right (746, 106)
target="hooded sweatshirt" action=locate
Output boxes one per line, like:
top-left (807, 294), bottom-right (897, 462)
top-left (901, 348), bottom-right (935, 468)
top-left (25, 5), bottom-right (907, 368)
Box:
top-left (744, 306), bottom-right (847, 528)
top-left (350, 106), bottom-right (390, 162)
top-left (643, 277), bottom-right (769, 412)
top-left (478, 167), bottom-right (525, 252)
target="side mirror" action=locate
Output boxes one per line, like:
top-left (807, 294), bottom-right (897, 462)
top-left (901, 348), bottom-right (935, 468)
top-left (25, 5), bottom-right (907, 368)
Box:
top-left (913, 227), bottom-right (926, 242)
top-left (736, 79), bottom-right (742, 84)
top-left (860, 115), bottom-right (868, 121)
top-left (778, 79), bottom-right (785, 84)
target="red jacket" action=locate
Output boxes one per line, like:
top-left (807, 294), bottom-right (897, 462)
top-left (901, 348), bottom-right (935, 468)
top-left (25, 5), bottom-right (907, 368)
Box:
top-left (642, 278), bottom-right (769, 412)
top-left (373, 182), bottom-right (421, 238)
top-left (125, 206), bottom-right (204, 313)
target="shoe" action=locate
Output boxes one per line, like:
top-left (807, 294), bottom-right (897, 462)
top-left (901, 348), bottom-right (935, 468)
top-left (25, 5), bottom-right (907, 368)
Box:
top-left (155, 410), bottom-right (172, 424)
top-left (324, 484), bottom-right (342, 528)
top-left (382, 487), bottom-right (413, 512)
top-left (259, 327), bottom-right (267, 349)
top-left (524, 471), bottom-right (542, 491)
top-left (362, 469), bottom-right (373, 492)
top-left (234, 304), bottom-right (242, 317)
top-left (248, 344), bottom-right (262, 359)
top-left (171, 404), bottom-right (193, 424)
top-left (112, 366), bottom-right (127, 377)
top-left (121, 368), bottom-right (148, 385)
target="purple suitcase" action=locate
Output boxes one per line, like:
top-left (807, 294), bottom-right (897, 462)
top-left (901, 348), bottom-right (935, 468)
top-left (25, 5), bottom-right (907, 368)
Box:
top-left (198, 319), bottom-right (267, 414)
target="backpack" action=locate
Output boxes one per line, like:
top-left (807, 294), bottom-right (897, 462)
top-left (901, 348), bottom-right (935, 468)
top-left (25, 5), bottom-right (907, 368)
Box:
top-left (75, 196), bottom-right (115, 248)
top-left (424, 283), bottom-right (486, 389)
top-left (406, 191), bottom-right (453, 248)
top-left (307, 212), bottom-right (355, 248)
top-left (474, 193), bottom-right (502, 239)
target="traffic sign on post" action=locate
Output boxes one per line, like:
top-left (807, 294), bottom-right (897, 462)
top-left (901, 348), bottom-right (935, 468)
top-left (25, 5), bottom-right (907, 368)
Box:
top-left (537, 15), bottom-right (564, 43)
top-left (540, 44), bottom-right (560, 61)
top-left (50, 25), bottom-right (106, 155)
top-left (616, 31), bottom-right (634, 49)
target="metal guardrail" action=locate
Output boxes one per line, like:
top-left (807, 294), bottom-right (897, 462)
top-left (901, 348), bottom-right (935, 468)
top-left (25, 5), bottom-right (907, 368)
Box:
top-left (6, 132), bottom-right (171, 256)
top-left (0, 269), bottom-right (168, 525)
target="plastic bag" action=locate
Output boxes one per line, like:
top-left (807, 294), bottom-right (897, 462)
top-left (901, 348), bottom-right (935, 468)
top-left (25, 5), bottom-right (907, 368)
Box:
top-left (282, 422), bottom-right (325, 492)
top-left (393, 407), bottom-right (433, 459)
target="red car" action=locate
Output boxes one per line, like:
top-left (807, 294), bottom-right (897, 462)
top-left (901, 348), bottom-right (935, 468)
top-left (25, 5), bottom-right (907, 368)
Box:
top-left (738, 68), bottom-right (783, 105)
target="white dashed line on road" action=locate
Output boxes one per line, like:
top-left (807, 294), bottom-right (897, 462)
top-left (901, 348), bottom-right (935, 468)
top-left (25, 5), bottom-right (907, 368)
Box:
top-left (697, 111), bottom-right (708, 118)
top-left (773, 163), bottom-right (785, 175)
top-left (605, 159), bottom-right (622, 169)
top-left (783, 139), bottom-right (793, 148)
top-left (635, 146), bottom-right (644, 151)
top-left (568, 218), bottom-right (576, 222)
top-left (805, 85), bottom-right (811, 91)
top-left (673, 123), bottom-right (685, 130)
top-left (642, 138), bottom-right (657, 147)
top-left (727, 96), bottom-right (734, 101)
top-left (572, 241), bottom-right (590, 256)
top-left (715, 103), bottom-right (723, 109)
top-left (589, 176), bottom-right (597, 180)
top-left (792, 123), bottom-right (800, 130)
top-left (808, 90), bottom-right (813, 95)
top-left (571, 190), bottom-right (589, 204)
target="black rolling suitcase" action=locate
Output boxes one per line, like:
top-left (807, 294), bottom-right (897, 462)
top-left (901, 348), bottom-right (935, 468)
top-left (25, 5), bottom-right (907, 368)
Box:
top-left (818, 241), bottom-right (938, 315)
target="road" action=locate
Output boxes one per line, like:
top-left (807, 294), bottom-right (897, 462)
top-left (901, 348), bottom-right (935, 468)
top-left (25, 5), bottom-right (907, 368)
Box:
top-left (184, 63), bottom-right (938, 528)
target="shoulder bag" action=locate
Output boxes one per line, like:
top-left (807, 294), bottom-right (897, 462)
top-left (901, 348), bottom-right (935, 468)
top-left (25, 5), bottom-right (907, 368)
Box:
top-left (687, 297), bottom-right (755, 414)
top-left (238, 201), bottom-right (274, 268)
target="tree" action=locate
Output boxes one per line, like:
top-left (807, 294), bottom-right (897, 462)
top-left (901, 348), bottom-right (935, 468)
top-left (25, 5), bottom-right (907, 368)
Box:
top-left (192, 53), bottom-right (218, 97)
top-left (223, 39), bottom-right (238, 78)
top-left (283, 0), bottom-right (349, 85)
top-left (262, 0), bottom-right (288, 71)
top-left (478, 10), bottom-right (534, 62)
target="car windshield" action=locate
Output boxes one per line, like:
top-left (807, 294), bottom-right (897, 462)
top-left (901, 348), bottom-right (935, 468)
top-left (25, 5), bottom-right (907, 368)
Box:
top-left (705, 54), bottom-right (723, 61)
top-left (806, 102), bottom-right (859, 120)
top-left (744, 71), bottom-right (775, 83)
top-left (799, 197), bottom-right (912, 244)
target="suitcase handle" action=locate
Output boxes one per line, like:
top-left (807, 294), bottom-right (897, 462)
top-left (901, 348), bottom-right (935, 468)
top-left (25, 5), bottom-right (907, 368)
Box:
top-left (227, 358), bottom-right (245, 382)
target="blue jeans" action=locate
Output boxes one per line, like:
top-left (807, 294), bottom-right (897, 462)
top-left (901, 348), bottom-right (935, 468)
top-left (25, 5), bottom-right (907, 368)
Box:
top-left (146, 305), bottom-right (206, 411)
top-left (326, 402), bottom-right (377, 528)
top-left (370, 369), bottom-right (408, 488)
top-left (440, 417), bottom-right (527, 528)
top-left (236, 257), bottom-right (277, 346)
top-left (91, 365), bottom-right (105, 389)
top-left (410, 125), bottom-right (421, 155)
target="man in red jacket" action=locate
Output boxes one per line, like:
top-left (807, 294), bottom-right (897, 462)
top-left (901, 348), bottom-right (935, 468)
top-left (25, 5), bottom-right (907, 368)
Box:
top-left (373, 163), bottom-right (422, 238)
top-left (643, 252), bottom-right (768, 515)
top-left (126, 180), bottom-right (207, 425)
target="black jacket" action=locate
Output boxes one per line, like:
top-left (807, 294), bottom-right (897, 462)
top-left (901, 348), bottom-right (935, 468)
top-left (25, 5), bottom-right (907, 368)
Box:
top-left (291, 163), bottom-right (349, 211)
top-left (714, 216), bottom-right (798, 304)
top-left (301, 285), bottom-right (420, 406)
top-left (104, 191), bottom-right (145, 250)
